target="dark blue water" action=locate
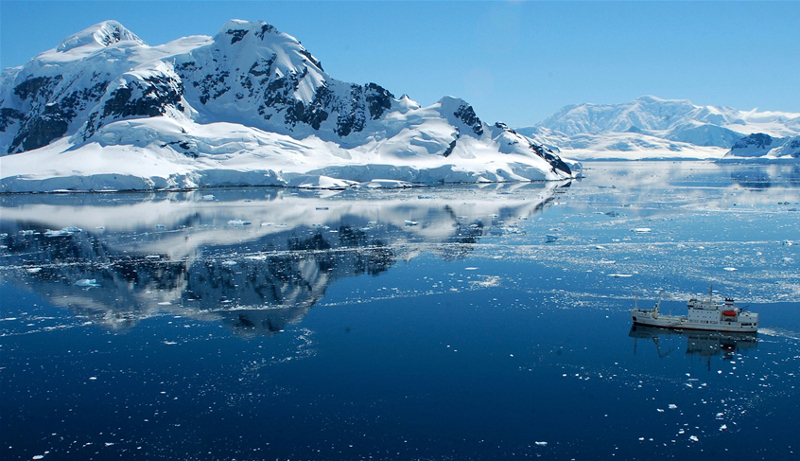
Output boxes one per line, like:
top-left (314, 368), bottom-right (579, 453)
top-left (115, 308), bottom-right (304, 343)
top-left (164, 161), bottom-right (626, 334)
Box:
top-left (2, 162), bottom-right (799, 460)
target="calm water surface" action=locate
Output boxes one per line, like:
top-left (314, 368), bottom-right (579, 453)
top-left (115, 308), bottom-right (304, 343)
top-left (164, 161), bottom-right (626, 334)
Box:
top-left (2, 162), bottom-right (799, 460)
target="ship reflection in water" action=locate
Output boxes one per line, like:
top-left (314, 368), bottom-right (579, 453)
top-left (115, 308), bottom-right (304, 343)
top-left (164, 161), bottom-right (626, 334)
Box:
top-left (629, 324), bottom-right (757, 367)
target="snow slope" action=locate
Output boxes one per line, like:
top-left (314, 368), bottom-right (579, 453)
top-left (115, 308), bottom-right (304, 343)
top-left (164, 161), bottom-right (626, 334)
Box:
top-left (517, 96), bottom-right (800, 160)
top-left (0, 20), bottom-right (576, 193)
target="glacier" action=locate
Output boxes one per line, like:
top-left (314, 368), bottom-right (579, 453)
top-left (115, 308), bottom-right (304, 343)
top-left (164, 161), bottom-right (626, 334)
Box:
top-left (0, 20), bottom-right (576, 193)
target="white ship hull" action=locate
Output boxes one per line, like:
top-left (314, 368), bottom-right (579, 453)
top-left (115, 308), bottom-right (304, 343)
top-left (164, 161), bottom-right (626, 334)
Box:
top-left (629, 310), bottom-right (759, 333)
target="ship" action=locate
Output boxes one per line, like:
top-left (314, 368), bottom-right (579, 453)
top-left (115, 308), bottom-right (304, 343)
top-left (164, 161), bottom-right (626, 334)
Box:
top-left (629, 286), bottom-right (758, 333)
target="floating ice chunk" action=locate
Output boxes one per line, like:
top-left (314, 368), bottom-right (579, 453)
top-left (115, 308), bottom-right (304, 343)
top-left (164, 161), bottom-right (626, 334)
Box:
top-left (27, 267), bottom-right (42, 274)
top-left (202, 194), bottom-right (215, 201)
top-left (719, 424), bottom-right (728, 431)
top-left (157, 302), bottom-right (172, 306)
top-left (689, 435), bottom-right (699, 442)
top-left (315, 206), bottom-right (329, 210)
top-left (89, 376), bottom-right (97, 380)
top-left (668, 404), bottom-right (677, 410)
top-left (545, 235), bottom-right (559, 243)
top-left (261, 222), bottom-right (273, 227)
top-left (32, 455), bottom-right (45, 460)
top-left (227, 219), bottom-right (251, 226)
top-left (222, 260), bottom-right (238, 267)
top-left (163, 341), bottom-right (178, 345)
top-left (594, 245), bottom-right (607, 250)
top-left (608, 273), bottom-right (633, 278)
top-left (534, 441), bottom-right (547, 446)
top-left (75, 279), bottom-right (100, 288)
top-left (783, 240), bottom-right (793, 246)
top-left (404, 220), bottom-right (418, 226)
top-left (723, 267), bottom-right (738, 272)
top-left (417, 194), bottom-right (436, 199)
top-left (465, 267), bottom-right (478, 271)
top-left (44, 229), bottom-right (71, 237)
top-left (657, 408), bottom-right (665, 413)
top-left (145, 255), bottom-right (161, 260)
top-left (631, 228), bottom-right (652, 233)
top-left (19, 230), bottom-right (35, 236)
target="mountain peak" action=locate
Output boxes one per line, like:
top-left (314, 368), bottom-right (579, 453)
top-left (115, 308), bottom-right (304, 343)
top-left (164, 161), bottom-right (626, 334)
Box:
top-left (56, 20), bottom-right (145, 53)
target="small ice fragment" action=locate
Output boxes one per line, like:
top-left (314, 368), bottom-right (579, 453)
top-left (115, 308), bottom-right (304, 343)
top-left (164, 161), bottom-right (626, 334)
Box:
top-left (723, 267), bottom-right (737, 272)
top-left (157, 302), bottom-right (172, 306)
top-left (33, 456), bottom-right (45, 460)
top-left (657, 409), bottom-right (665, 413)
top-left (75, 279), bottom-right (101, 288)
top-left (27, 267), bottom-right (42, 274)
top-left (465, 267), bottom-right (478, 271)
top-left (719, 424), bottom-right (727, 431)
top-left (404, 220), bottom-right (418, 226)
top-left (89, 376), bottom-right (97, 380)
top-left (202, 194), bottom-right (215, 201)
top-left (227, 219), bottom-right (251, 226)
top-left (163, 341), bottom-right (178, 345)
top-left (534, 441), bottom-right (547, 446)
top-left (689, 435), bottom-right (699, 442)
top-left (545, 235), bottom-right (559, 243)
top-left (261, 222), bottom-right (273, 227)
top-left (608, 273), bottom-right (633, 278)
top-left (156, 224), bottom-right (165, 228)
top-left (222, 260), bottom-right (238, 266)
top-left (668, 404), bottom-right (677, 410)
top-left (315, 206), bottom-right (329, 210)
top-left (631, 228), bottom-right (652, 233)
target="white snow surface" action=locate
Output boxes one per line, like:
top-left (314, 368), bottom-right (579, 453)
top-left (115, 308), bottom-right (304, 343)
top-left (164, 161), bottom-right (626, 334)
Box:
top-left (517, 96), bottom-right (800, 161)
top-left (0, 20), bottom-right (576, 192)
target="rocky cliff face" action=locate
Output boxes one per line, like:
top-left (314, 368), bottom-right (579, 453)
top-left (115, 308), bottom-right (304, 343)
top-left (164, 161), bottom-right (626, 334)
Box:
top-left (0, 20), bottom-right (575, 190)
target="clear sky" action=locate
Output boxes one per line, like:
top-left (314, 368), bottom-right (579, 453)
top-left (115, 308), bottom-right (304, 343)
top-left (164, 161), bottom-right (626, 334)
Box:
top-left (2, 1), bottom-right (798, 127)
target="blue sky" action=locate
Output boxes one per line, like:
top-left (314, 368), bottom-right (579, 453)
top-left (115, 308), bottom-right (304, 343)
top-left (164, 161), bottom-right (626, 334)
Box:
top-left (2, 1), bottom-right (798, 127)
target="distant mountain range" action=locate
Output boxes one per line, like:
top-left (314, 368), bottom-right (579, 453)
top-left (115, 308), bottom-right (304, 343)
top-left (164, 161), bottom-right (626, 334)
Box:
top-left (0, 20), bottom-right (575, 193)
top-left (517, 96), bottom-right (800, 160)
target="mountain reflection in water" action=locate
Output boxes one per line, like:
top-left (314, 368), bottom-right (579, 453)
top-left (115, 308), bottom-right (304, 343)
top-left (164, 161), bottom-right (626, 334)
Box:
top-left (0, 183), bottom-right (568, 335)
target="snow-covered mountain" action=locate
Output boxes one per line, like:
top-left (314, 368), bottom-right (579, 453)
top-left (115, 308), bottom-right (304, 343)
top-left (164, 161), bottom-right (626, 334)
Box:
top-left (517, 96), bottom-right (800, 160)
top-left (723, 133), bottom-right (800, 160)
top-left (0, 20), bottom-right (576, 192)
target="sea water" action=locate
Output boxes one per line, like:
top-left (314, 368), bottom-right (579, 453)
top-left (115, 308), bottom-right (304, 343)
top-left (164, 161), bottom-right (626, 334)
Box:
top-left (1, 161), bottom-right (798, 460)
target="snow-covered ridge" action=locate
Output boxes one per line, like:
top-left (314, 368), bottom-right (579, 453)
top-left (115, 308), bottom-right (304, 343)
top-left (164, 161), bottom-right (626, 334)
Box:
top-left (0, 20), bottom-right (576, 193)
top-left (517, 96), bottom-right (800, 161)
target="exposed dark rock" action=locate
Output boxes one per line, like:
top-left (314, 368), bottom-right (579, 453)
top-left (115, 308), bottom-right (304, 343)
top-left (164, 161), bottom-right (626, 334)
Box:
top-left (442, 139), bottom-right (457, 157)
top-left (0, 108), bottom-right (23, 132)
top-left (454, 104), bottom-right (483, 136)
top-left (299, 49), bottom-right (323, 72)
top-left (226, 29), bottom-right (249, 45)
top-left (731, 133), bottom-right (774, 150)
top-left (365, 83), bottom-right (394, 120)
top-left (102, 75), bottom-right (183, 119)
top-left (254, 24), bottom-right (276, 40)
top-left (13, 76), bottom-right (62, 101)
